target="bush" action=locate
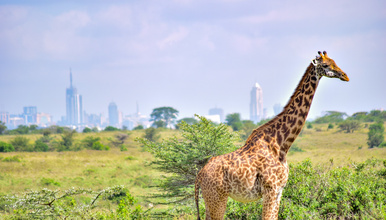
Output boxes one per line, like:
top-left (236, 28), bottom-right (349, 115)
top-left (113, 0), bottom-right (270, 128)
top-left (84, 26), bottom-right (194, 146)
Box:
top-left (143, 127), bottom-right (160, 142)
top-left (223, 159), bottom-right (386, 219)
top-left (338, 120), bottom-right (361, 133)
top-left (40, 177), bottom-right (61, 186)
top-left (83, 127), bottom-right (92, 133)
top-left (137, 115), bottom-right (239, 202)
top-left (91, 141), bottom-right (109, 151)
top-left (0, 141), bottom-right (14, 152)
top-left (82, 136), bottom-right (101, 149)
top-left (34, 140), bottom-right (49, 152)
top-left (104, 126), bottom-right (119, 131)
top-left (1, 155), bottom-right (21, 162)
top-left (0, 186), bottom-right (145, 219)
top-left (10, 136), bottom-right (32, 152)
top-left (367, 122), bottom-right (384, 148)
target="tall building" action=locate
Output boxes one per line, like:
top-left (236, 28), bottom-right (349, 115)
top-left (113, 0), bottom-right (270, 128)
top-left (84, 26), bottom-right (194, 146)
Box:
top-left (108, 102), bottom-right (119, 126)
top-left (23, 106), bottom-right (37, 124)
top-left (0, 112), bottom-right (9, 124)
top-left (250, 82), bottom-right (263, 123)
top-left (209, 107), bottom-right (224, 122)
top-left (66, 69), bottom-right (83, 125)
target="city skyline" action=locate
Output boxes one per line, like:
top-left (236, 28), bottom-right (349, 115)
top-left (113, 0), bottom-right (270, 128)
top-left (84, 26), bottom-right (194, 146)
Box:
top-left (0, 1), bottom-right (385, 122)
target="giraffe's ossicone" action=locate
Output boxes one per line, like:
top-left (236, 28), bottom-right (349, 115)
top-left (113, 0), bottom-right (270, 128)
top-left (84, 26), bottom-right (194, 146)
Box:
top-left (195, 51), bottom-right (349, 220)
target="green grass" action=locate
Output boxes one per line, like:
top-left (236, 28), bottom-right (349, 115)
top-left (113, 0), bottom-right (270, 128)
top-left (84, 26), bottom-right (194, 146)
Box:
top-left (0, 124), bottom-right (385, 218)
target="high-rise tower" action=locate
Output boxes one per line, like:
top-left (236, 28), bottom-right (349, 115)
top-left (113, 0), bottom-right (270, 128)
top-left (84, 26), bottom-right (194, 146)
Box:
top-left (66, 69), bottom-right (83, 125)
top-left (250, 82), bottom-right (263, 124)
top-left (108, 102), bottom-right (119, 126)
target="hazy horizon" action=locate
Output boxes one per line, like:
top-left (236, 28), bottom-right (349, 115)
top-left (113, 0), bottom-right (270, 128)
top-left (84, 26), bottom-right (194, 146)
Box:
top-left (1, 0), bottom-right (385, 122)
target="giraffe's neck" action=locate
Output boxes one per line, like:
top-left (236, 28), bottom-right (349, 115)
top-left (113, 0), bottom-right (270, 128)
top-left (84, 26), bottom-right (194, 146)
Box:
top-left (248, 63), bottom-right (321, 162)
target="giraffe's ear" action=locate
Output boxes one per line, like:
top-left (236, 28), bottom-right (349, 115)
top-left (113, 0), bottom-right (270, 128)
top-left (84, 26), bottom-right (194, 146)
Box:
top-left (311, 59), bottom-right (318, 66)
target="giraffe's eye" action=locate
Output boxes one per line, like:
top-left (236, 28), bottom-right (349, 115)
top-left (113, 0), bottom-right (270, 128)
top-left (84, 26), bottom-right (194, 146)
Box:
top-left (322, 64), bottom-right (328, 68)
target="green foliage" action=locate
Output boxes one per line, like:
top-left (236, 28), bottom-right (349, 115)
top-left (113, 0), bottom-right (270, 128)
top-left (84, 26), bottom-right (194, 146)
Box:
top-left (40, 177), bottom-right (61, 186)
top-left (0, 186), bottom-right (145, 219)
top-left (0, 121), bottom-right (6, 135)
top-left (176, 117), bottom-right (198, 129)
top-left (367, 122), bottom-right (385, 148)
top-left (104, 126), bottom-right (120, 131)
top-left (56, 130), bottom-right (76, 151)
top-left (133, 125), bottom-right (144, 130)
top-left (150, 106), bottom-right (179, 128)
top-left (314, 111), bottom-right (347, 124)
top-left (240, 120), bottom-right (256, 141)
top-left (143, 127), bottom-right (160, 142)
top-left (328, 123), bottom-right (334, 129)
top-left (1, 155), bottom-right (22, 162)
top-left (34, 139), bottom-right (49, 152)
top-left (0, 141), bottom-right (14, 152)
top-left (83, 127), bottom-right (92, 133)
top-left (306, 122), bottom-right (313, 129)
top-left (91, 141), bottom-right (110, 151)
top-left (82, 136), bottom-right (101, 149)
top-left (350, 110), bottom-right (386, 122)
top-left (338, 120), bottom-right (361, 133)
top-left (226, 113), bottom-right (243, 131)
top-left (10, 136), bottom-right (32, 152)
top-left (137, 115), bottom-right (239, 202)
top-left (222, 159), bottom-right (386, 219)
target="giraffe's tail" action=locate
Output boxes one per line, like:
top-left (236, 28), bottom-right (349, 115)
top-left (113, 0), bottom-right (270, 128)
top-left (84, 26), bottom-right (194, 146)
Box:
top-left (194, 174), bottom-right (201, 220)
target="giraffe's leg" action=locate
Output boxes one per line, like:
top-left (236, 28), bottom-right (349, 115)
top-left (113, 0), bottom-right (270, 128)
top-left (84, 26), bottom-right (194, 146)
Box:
top-left (262, 187), bottom-right (282, 220)
top-left (272, 187), bottom-right (284, 219)
top-left (202, 189), bottom-right (228, 220)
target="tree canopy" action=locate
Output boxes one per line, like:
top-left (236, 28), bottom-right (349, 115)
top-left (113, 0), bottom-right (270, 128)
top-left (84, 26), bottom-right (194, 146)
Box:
top-left (226, 113), bottom-right (243, 131)
top-left (150, 106), bottom-right (179, 128)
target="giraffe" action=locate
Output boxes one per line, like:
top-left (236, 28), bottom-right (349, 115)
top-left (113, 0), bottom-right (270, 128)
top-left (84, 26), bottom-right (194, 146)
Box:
top-left (194, 51), bottom-right (349, 220)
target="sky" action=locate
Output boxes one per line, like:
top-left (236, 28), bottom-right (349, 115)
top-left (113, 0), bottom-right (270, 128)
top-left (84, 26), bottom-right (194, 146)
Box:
top-left (0, 0), bottom-right (385, 122)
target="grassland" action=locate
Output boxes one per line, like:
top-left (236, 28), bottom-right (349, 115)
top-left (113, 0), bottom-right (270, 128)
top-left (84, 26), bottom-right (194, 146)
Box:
top-left (0, 123), bottom-right (385, 216)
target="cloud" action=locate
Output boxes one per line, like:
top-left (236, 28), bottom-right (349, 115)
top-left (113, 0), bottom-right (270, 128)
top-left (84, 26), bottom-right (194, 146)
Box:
top-left (157, 27), bottom-right (189, 50)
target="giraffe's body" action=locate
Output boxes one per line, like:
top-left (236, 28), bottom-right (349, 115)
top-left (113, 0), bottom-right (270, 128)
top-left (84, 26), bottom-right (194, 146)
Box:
top-left (195, 51), bottom-right (349, 220)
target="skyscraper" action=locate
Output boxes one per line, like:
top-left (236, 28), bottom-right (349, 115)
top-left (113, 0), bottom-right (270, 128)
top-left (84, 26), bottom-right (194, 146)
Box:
top-left (108, 102), bottom-right (119, 126)
top-left (250, 82), bottom-right (263, 124)
top-left (66, 69), bottom-right (83, 125)
top-left (23, 106), bottom-right (37, 124)
top-left (209, 107), bottom-right (225, 122)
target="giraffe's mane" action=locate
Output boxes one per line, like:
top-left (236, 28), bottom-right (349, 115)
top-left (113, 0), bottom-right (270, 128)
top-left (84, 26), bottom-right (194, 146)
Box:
top-left (254, 63), bottom-right (314, 132)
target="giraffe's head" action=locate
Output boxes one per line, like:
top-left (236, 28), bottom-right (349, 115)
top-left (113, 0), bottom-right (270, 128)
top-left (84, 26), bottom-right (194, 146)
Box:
top-left (311, 51), bottom-right (349, 82)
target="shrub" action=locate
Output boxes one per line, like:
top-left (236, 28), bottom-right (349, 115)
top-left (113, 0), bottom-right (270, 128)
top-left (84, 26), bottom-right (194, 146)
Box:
top-left (137, 115), bottom-right (239, 202)
top-left (0, 141), bottom-right (14, 152)
top-left (338, 120), bottom-right (361, 133)
top-left (222, 159), bottom-right (386, 219)
top-left (104, 126), bottom-right (119, 131)
top-left (367, 122), bottom-right (384, 148)
top-left (83, 127), bottom-right (92, 133)
top-left (34, 140), bottom-right (49, 152)
top-left (91, 141), bottom-right (109, 151)
top-left (2, 155), bottom-right (21, 162)
top-left (143, 127), bottom-right (160, 142)
top-left (82, 136), bottom-right (101, 149)
top-left (40, 177), bottom-right (61, 186)
top-left (0, 186), bottom-right (145, 219)
top-left (10, 136), bottom-right (31, 152)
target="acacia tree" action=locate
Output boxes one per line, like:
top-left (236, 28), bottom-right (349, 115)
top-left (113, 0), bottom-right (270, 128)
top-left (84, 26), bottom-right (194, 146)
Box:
top-left (137, 115), bottom-right (239, 202)
top-left (150, 107), bottom-right (179, 128)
